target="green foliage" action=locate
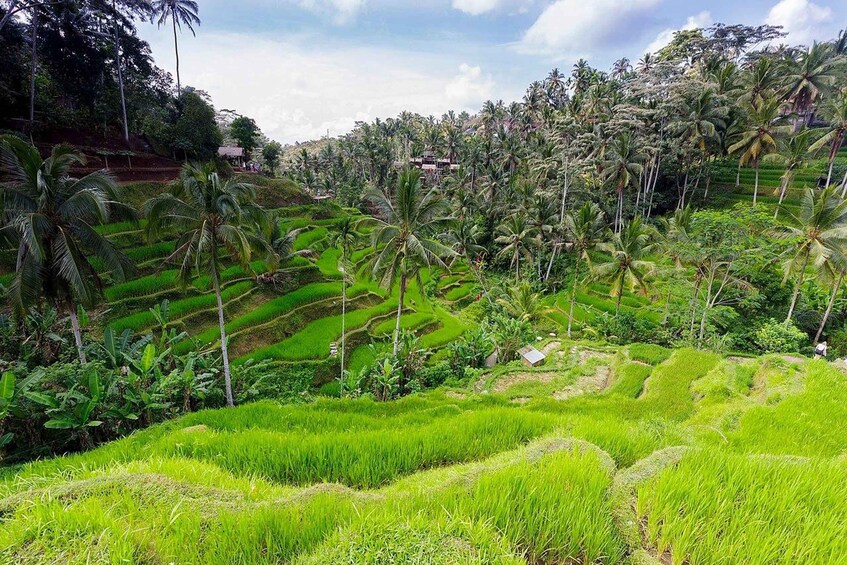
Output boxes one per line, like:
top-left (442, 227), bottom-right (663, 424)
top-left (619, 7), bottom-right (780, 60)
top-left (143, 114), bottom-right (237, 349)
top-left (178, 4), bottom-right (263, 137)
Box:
top-left (753, 319), bottom-right (806, 354)
top-left (229, 116), bottom-right (260, 155)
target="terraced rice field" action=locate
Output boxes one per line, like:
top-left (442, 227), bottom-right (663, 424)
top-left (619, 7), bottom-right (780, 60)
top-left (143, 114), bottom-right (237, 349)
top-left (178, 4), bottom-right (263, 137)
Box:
top-left (3, 342), bottom-right (845, 563)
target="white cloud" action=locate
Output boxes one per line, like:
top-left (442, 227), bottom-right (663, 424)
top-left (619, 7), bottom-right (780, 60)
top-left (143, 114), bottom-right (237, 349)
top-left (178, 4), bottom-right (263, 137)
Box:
top-left (518, 0), bottom-right (661, 56)
top-left (766, 0), bottom-right (833, 46)
top-left (141, 31), bottom-right (499, 144)
top-left (445, 64), bottom-right (495, 105)
top-left (644, 10), bottom-right (712, 54)
top-left (452, 0), bottom-right (501, 15)
top-left (298, 0), bottom-right (366, 25)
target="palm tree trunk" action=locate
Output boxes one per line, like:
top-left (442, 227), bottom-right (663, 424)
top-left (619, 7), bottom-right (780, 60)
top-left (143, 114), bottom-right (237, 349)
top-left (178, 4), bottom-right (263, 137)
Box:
top-left (814, 271), bottom-right (844, 346)
top-left (689, 274), bottom-right (702, 339)
top-left (340, 248), bottom-right (347, 392)
top-left (213, 269), bottom-right (234, 407)
top-left (567, 253), bottom-right (582, 338)
top-left (392, 274), bottom-right (406, 356)
top-left (615, 292), bottom-right (622, 317)
top-left (735, 160), bottom-right (741, 187)
top-left (68, 302), bottom-right (87, 364)
top-left (560, 149), bottom-right (569, 220)
top-left (113, 0), bottom-right (129, 143)
top-left (172, 14), bottom-right (181, 93)
top-left (544, 243), bottom-right (558, 281)
top-left (826, 154), bottom-right (835, 188)
top-left (29, 8), bottom-right (37, 126)
top-left (786, 249), bottom-right (810, 323)
top-left (753, 163), bottom-right (760, 206)
top-left (775, 174), bottom-right (790, 220)
top-left (841, 168), bottom-right (847, 199)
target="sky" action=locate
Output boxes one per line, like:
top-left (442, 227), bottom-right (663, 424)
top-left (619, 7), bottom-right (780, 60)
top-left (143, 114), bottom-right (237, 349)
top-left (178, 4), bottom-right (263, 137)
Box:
top-left (137, 0), bottom-right (846, 145)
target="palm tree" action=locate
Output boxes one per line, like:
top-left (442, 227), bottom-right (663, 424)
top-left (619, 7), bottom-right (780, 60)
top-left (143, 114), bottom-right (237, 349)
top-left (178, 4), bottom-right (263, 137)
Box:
top-left (0, 137), bottom-right (133, 363)
top-left (781, 42), bottom-right (838, 127)
top-left (809, 91), bottom-right (847, 189)
top-left (365, 169), bottom-right (454, 355)
top-left (813, 246), bottom-right (847, 346)
top-left (496, 281), bottom-right (543, 323)
top-left (495, 215), bottom-right (535, 283)
top-left (145, 162), bottom-right (268, 407)
top-left (764, 129), bottom-right (813, 219)
top-left (329, 217), bottom-right (358, 390)
top-left (448, 217), bottom-right (490, 303)
top-left (602, 132), bottom-right (644, 232)
top-left (563, 202), bottom-right (605, 337)
top-left (152, 0), bottom-right (200, 94)
top-left (593, 217), bottom-right (656, 316)
top-left (780, 186), bottom-right (847, 323)
top-left (728, 98), bottom-right (790, 206)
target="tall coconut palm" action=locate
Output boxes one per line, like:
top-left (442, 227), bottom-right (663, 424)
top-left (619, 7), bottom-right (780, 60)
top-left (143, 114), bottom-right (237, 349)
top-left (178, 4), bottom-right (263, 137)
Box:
top-left (593, 217), bottom-right (656, 316)
top-left (728, 98), bottom-right (790, 206)
top-left (563, 202), bottom-right (605, 337)
top-left (329, 217), bottom-right (358, 390)
top-left (448, 217), bottom-right (490, 303)
top-left (365, 169), bottom-right (454, 355)
top-left (602, 132), bottom-right (644, 233)
top-left (813, 246), bottom-right (847, 346)
top-left (495, 215), bottom-right (535, 283)
top-left (152, 0), bottom-right (200, 94)
top-left (780, 186), bottom-right (847, 323)
top-left (764, 129), bottom-right (814, 219)
top-left (809, 90), bottom-right (847, 189)
top-left (781, 42), bottom-right (838, 127)
top-left (0, 137), bottom-right (133, 363)
top-left (145, 162), bottom-right (268, 407)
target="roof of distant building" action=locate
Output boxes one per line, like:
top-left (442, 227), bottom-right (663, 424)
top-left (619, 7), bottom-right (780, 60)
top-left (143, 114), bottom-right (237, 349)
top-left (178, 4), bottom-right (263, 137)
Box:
top-left (218, 146), bottom-right (244, 157)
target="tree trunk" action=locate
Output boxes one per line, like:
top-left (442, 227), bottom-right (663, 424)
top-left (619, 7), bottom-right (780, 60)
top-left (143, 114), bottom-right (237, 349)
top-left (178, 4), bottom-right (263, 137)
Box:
top-left (841, 167), bottom-right (847, 199)
top-left (68, 302), bottom-right (87, 364)
top-left (826, 154), bottom-right (835, 188)
top-left (172, 14), bottom-right (181, 93)
top-left (113, 0), bottom-right (129, 143)
top-left (615, 292), bottom-right (623, 317)
top-left (689, 274), bottom-right (702, 339)
top-left (29, 9), bottom-right (37, 126)
top-left (786, 249), bottom-right (810, 323)
top-left (213, 270), bottom-right (234, 407)
top-left (567, 253), bottom-right (582, 338)
top-left (753, 163), bottom-right (760, 206)
top-left (544, 243), bottom-right (558, 281)
top-left (392, 275), bottom-right (406, 356)
top-left (560, 149), bottom-right (569, 221)
top-left (814, 272), bottom-right (844, 346)
top-left (735, 160), bottom-right (741, 187)
top-left (775, 174), bottom-right (789, 220)
top-left (340, 247), bottom-right (347, 392)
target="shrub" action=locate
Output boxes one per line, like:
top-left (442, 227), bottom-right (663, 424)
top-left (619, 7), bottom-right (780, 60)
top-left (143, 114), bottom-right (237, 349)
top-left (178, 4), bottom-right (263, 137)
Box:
top-left (591, 312), bottom-right (657, 345)
top-left (753, 320), bottom-right (806, 354)
top-left (628, 343), bottom-right (671, 365)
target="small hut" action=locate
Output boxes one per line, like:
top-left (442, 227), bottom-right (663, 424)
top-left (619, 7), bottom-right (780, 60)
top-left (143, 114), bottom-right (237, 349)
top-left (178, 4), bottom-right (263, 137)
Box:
top-left (218, 146), bottom-right (245, 167)
top-left (518, 345), bottom-right (546, 367)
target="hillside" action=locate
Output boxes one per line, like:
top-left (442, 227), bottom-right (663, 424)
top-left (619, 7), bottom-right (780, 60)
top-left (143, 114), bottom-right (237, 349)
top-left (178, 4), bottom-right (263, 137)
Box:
top-left (2, 342), bottom-right (845, 563)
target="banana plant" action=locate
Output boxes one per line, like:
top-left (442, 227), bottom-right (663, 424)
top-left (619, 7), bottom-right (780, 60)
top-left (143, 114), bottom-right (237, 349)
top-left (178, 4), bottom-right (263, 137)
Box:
top-left (0, 370), bottom-right (44, 450)
top-left (160, 353), bottom-right (216, 412)
top-left (26, 368), bottom-right (106, 450)
top-left (123, 343), bottom-right (170, 426)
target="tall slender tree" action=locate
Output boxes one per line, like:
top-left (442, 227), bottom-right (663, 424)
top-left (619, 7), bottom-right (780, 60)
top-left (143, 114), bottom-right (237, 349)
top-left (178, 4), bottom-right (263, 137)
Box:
top-left (0, 137), bottom-right (133, 363)
top-left (563, 202), bottom-right (605, 337)
top-left (365, 169), bottom-right (454, 355)
top-left (152, 0), bottom-right (199, 94)
top-left (145, 162), bottom-right (268, 407)
top-left (729, 98), bottom-right (790, 206)
top-left (329, 217), bottom-right (358, 391)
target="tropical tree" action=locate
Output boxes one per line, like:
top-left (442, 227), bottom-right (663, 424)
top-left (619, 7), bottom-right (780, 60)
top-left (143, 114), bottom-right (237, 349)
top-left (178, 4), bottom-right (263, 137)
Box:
top-left (365, 169), bottom-right (454, 355)
top-left (152, 0), bottom-right (200, 94)
top-left (593, 217), bottom-right (656, 315)
top-left (448, 217), bottom-right (490, 303)
top-left (496, 281), bottom-right (543, 323)
top-left (809, 90), bottom-right (847, 189)
top-left (729, 98), bottom-right (790, 205)
top-left (602, 132), bottom-right (644, 232)
top-left (495, 215), bottom-right (535, 283)
top-left (145, 162), bottom-right (268, 407)
top-left (813, 246), bottom-right (847, 346)
top-left (0, 137), bottom-right (133, 363)
top-left (781, 42), bottom-right (839, 127)
top-left (329, 216), bottom-right (359, 389)
top-left (563, 202), bottom-right (605, 336)
top-left (779, 187), bottom-right (847, 323)
top-left (765, 129), bottom-right (814, 218)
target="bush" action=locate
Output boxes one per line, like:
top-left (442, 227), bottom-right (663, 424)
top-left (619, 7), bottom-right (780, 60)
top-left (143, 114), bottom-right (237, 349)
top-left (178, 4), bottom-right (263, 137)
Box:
top-left (753, 320), bottom-right (807, 354)
top-left (592, 312), bottom-right (657, 345)
top-left (628, 343), bottom-right (671, 365)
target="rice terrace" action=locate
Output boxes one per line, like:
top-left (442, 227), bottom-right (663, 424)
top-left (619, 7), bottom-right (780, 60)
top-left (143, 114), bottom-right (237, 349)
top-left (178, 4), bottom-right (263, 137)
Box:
top-left (2, 0), bottom-right (847, 563)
